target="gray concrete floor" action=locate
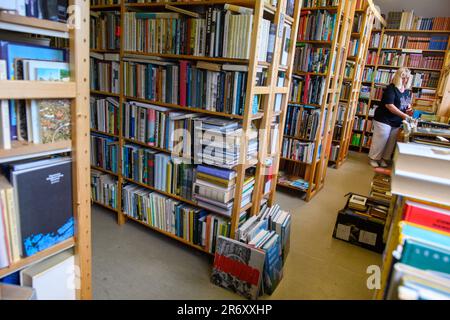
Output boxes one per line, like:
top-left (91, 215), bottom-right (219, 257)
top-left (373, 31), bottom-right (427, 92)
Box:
top-left (92, 151), bottom-right (381, 299)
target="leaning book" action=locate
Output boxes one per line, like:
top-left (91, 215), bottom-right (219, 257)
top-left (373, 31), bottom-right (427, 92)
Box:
top-left (211, 235), bottom-right (265, 300)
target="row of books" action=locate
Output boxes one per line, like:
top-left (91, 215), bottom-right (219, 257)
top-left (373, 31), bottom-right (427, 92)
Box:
top-left (90, 11), bottom-right (121, 51)
top-left (332, 124), bottom-right (342, 141)
top-left (90, 52), bottom-right (120, 94)
top-left (415, 88), bottom-right (436, 99)
top-left (123, 101), bottom-right (196, 155)
top-left (339, 83), bottom-right (351, 100)
top-left (122, 145), bottom-right (195, 199)
top-left (348, 39), bottom-right (359, 57)
top-left (91, 170), bottom-right (118, 209)
top-left (91, 0), bottom-right (120, 5)
top-left (379, 52), bottom-right (444, 70)
top-left (277, 173), bottom-right (310, 191)
top-left (122, 183), bottom-right (230, 254)
top-left (297, 10), bottom-right (337, 41)
top-left (351, 132), bottom-right (362, 146)
top-left (291, 75), bottom-right (326, 105)
top-left (344, 61), bottom-right (355, 78)
top-left (123, 10), bottom-right (254, 60)
top-left (335, 104), bottom-right (345, 124)
top-left (362, 134), bottom-right (372, 148)
top-left (373, 69), bottom-right (395, 85)
top-left (373, 86), bottom-right (384, 100)
top-left (381, 35), bottom-right (448, 50)
top-left (329, 144), bottom-right (339, 162)
top-left (1, 0), bottom-right (67, 22)
top-left (293, 44), bottom-right (330, 73)
top-left (411, 72), bottom-right (439, 88)
top-left (384, 200), bottom-right (450, 299)
top-left (123, 58), bottom-right (251, 115)
top-left (193, 165), bottom-right (254, 217)
top-left (353, 117), bottom-right (366, 131)
top-left (212, 203), bottom-right (291, 299)
top-left (193, 117), bottom-right (258, 169)
top-left (387, 11), bottom-right (450, 31)
top-left (369, 32), bottom-right (381, 48)
top-left (356, 101), bottom-right (369, 115)
top-left (284, 107), bottom-right (320, 141)
top-left (362, 67), bottom-right (374, 82)
top-left (352, 13), bottom-right (363, 33)
top-left (302, 0), bottom-right (339, 7)
top-left (90, 96), bottom-right (119, 136)
top-left (0, 40), bottom-right (70, 149)
top-left (281, 138), bottom-right (315, 164)
top-left (91, 133), bottom-right (119, 173)
top-left (0, 157), bottom-right (73, 269)
top-left (366, 51), bottom-right (378, 65)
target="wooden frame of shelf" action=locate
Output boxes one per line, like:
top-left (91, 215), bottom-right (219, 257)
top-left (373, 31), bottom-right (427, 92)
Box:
top-left (89, 1), bottom-right (302, 254)
top-left (329, 0), bottom-right (380, 168)
top-left (0, 0), bottom-right (91, 299)
top-left (277, 0), bottom-right (357, 201)
top-left (349, 20), bottom-right (450, 154)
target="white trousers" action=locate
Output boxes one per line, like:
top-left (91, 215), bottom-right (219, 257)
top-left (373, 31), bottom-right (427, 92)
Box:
top-left (368, 120), bottom-right (399, 161)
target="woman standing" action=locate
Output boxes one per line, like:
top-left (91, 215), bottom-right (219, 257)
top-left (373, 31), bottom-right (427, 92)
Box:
top-left (368, 67), bottom-right (413, 168)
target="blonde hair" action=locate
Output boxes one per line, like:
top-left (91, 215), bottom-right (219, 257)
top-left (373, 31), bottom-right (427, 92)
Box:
top-left (391, 67), bottom-right (411, 90)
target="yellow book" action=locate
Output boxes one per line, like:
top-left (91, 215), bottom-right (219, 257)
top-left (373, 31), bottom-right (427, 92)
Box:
top-left (196, 172), bottom-right (235, 187)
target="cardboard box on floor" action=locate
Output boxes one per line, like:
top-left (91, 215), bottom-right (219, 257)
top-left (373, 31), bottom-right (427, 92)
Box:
top-left (332, 193), bottom-right (390, 253)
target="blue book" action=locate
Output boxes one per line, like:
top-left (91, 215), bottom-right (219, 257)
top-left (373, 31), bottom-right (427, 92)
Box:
top-left (401, 238), bottom-right (450, 274)
top-left (196, 164), bottom-right (235, 180)
top-left (0, 41), bottom-right (66, 140)
top-left (400, 222), bottom-right (450, 249)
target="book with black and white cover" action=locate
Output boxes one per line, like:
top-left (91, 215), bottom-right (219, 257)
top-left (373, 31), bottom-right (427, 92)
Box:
top-left (211, 235), bottom-right (266, 300)
top-left (7, 157), bottom-right (73, 257)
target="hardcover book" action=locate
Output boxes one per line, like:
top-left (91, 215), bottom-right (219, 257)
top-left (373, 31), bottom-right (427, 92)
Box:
top-left (211, 235), bottom-right (265, 300)
top-left (9, 157), bottom-right (74, 257)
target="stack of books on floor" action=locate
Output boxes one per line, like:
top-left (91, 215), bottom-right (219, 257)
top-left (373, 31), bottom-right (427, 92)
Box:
top-left (122, 184), bottom-right (230, 254)
top-left (384, 200), bottom-right (450, 299)
top-left (211, 204), bottom-right (291, 299)
top-left (370, 172), bottom-right (392, 203)
top-left (194, 117), bottom-right (258, 169)
top-left (91, 170), bottom-right (118, 209)
top-left (193, 165), bottom-right (254, 218)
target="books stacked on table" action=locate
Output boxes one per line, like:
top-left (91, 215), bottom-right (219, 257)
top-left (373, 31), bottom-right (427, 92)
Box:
top-left (193, 164), bottom-right (255, 217)
top-left (194, 117), bottom-right (258, 169)
top-left (211, 204), bottom-right (291, 299)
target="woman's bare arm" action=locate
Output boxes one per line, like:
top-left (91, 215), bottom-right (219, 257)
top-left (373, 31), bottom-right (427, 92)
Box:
top-left (385, 103), bottom-right (409, 120)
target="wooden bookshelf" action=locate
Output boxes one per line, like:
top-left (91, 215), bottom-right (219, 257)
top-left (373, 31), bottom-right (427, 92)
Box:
top-left (329, 0), bottom-right (381, 168)
top-left (0, 0), bottom-right (91, 299)
top-left (277, 0), bottom-right (357, 201)
top-left (349, 19), bottom-right (450, 153)
top-left (90, 1), bottom-right (302, 255)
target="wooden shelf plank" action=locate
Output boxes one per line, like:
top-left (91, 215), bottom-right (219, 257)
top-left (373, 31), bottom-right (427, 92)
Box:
top-left (90, 129), bottom-right (119, 138)
top-left (0, 12), bottom-right (68, 38)
top-left (91, 4), bottom-right (121, 10)
top-left (124, 95), bottom-right (245, 119)
top-left (91, 165), bottom-right (118, 177)
top-left (0, 238), bottom-right (75, 278)
top-left (90, 90), bottom-right (121, 97)
top-left (125, 215), bottom-right (214, 256)
top-left (0, 140), bottom-right (71, 163)
top-left (302, 6), bottom-right (338, 11)
top-left (92, 200), bottom-right (118, 213)
top-left (384, 29), bottom-right (450, 34)
top-left (0, 81), bottom-right (76, 99)
top-left (126, 0), bottom-right (255, 8)
top-left (123, 51), bottom-right (248, 64)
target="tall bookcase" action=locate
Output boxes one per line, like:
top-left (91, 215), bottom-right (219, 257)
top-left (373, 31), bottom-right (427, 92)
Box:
top-left (328, 0), bottom-right (381, 168)
top-left (349, 16), bottom-right (450, 153)
top-left (276, 0), bottom-right (356, 201)
top-left (90, 1), bottom-right (301, 253)
top-left (0, 0), bottom-right (92, 299)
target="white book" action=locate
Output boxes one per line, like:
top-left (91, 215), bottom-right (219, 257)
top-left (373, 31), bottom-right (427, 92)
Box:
top-left (20, 251), bottom-right (76, 300)
top-left (0, 60), bottom-right (11, 149)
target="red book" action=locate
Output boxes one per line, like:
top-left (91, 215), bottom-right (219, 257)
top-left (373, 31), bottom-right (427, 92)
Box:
top-left (303, 74), bottom-right (310, 104)
top-left (179, 60), bottom-right (188, 106)
top-left (403, 200), bottom-right (450, 234)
